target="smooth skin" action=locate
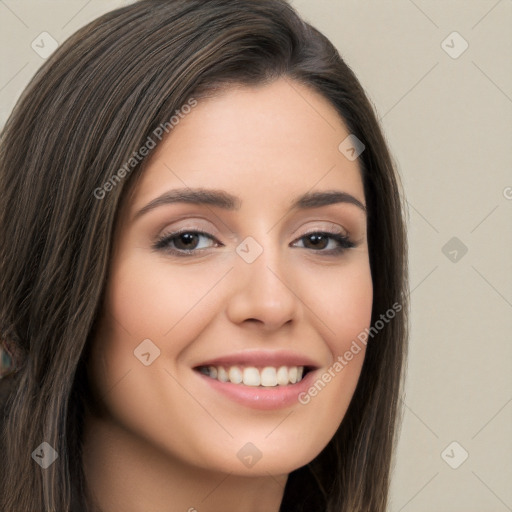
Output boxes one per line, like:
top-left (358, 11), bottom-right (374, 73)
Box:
top-left (83, 78), bottom-right (373, 512)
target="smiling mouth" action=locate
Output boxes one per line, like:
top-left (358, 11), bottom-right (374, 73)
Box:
top-left (194, 365), bottom-right (312, 387)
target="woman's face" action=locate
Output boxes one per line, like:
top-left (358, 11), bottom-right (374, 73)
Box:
top-left (87, 78), bottom-right (373, 477)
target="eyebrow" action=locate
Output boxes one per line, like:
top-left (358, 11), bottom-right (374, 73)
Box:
top-left (133, 187), bottom-right (366, 220)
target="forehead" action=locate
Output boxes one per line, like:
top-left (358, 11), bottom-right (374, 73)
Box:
top-left (127, 78), bottom-right (365, 215)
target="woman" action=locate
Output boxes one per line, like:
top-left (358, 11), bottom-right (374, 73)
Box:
top-left (0, 1), bottom-right (408, 510)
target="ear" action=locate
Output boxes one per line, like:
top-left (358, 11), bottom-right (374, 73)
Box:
top-left (0, 335), bottom-right (24, 379)
top-left (0, 342), bottom-right (14, 378)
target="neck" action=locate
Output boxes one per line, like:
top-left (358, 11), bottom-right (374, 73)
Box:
top-left (82, 412), bottom-right (287, 512)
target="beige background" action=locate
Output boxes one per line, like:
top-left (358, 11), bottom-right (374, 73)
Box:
top-left (1, 1), bottom-right (511, 511)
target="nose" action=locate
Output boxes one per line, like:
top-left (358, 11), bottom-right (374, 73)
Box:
top-left (225, 244), bottom-right (301, 332)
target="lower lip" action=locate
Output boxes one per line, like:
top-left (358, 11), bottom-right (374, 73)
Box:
top-left (195, 370), bottom-right (317, 410)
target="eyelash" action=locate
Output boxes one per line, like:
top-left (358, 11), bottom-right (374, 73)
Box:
top-left (152, 228), bottom-right (356, 257)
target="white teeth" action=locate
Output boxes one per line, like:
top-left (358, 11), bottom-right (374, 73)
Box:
top-left (217, 366), bottom-right (228, 382)
top-left (228, 366), bottom-right (243, 384)
top-left (260, 367), bottom-right (278, 387)
top-left (199, 365), bottom-right (306, 386)
top-left (276, 366), bottom-right (289, 386)
top-left (243, 367), bottom-right (261, 387)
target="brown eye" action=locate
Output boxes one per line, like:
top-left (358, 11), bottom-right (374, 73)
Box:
top-left (302, 233), bottom-right (330, 250)
top-left (153, 230), bottom-right (221, 256)
top-left (292, 231), bottom-right (355, 254)
top-left (173, 233), bottom-right (201, 250)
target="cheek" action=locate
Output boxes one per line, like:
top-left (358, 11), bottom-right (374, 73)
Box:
top-left (293, 259), bottom-right (372, 427)
top-left (106, 253), bottom-right (225, 341)
top-left (85, 256), bottom-right (228, 465)
top-left (86, 254), bottom-right (228, 411)
top-left (302, 259), bottom-right (373, 357)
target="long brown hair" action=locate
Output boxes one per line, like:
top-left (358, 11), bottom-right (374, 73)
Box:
top-left (0, 1), bottom-right (408, 510)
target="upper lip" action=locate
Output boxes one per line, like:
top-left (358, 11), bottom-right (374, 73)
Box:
top-left (193, 350), bottom-right (320, 369)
